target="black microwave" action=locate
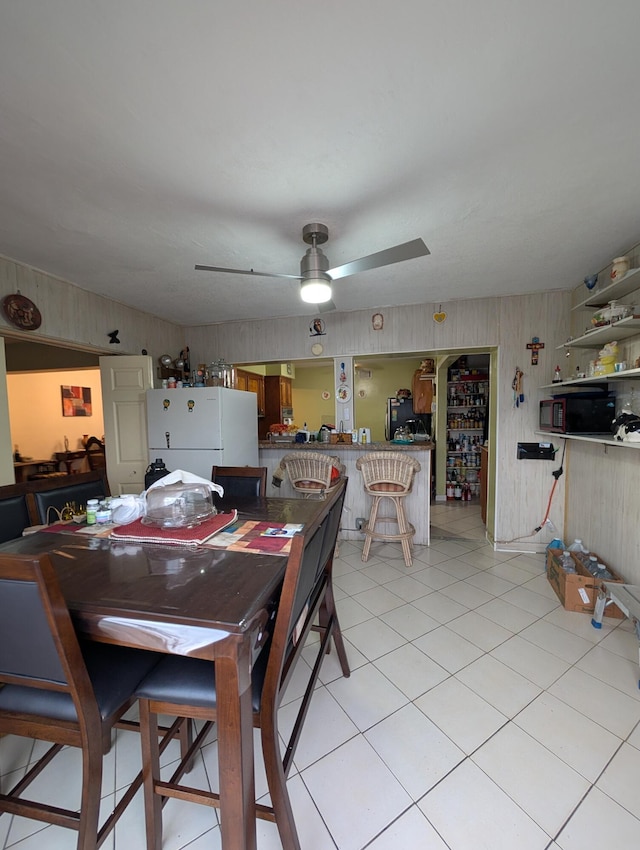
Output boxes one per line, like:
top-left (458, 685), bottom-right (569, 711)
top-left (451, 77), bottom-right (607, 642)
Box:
top-left (539, 394), bottom-right (615, 434)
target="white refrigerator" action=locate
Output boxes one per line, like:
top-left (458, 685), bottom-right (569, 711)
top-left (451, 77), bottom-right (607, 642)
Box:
top-left (146, 387), bottom-right (259, 480)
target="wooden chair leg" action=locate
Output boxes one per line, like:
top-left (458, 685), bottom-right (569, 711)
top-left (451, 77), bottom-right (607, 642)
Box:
top-left (179, 717), bottom-right (196, 771)
top-left (260, 716), bottom-right (301, 850)
top-left (139, 700), bottom-right (164, 850)
top-left (77, 737), bottom-right (103, 850)
top-left (322, 586), bottom-right (350, 677)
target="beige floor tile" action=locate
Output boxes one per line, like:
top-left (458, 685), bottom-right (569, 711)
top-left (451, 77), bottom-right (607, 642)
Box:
top-left (419, 759), bottom-right (550, 850)
top-left (555, 787), bottom-right (640, 849)
top-left (415, 677), bottom-right (507, 754)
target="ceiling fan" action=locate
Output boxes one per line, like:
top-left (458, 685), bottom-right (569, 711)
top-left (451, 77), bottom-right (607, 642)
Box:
top-left (195, 223), bottom-right (430, 312)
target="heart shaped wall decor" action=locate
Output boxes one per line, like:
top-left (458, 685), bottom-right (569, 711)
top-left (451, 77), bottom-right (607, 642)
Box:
top-left (433, 311), bottom-right (447, 324)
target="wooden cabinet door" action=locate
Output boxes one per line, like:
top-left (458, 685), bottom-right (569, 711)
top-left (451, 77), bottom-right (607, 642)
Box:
top-left (235, 369), bottom-right (249, 391)
top-left (247, 373), bottom-right (265, 416)
top-left (280, 377), bottom-right (292, 408)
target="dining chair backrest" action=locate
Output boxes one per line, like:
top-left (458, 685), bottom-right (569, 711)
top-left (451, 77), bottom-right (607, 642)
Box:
top-left (0, 552), bottom-right (90, 698)
top-left (0, 485), bottom-right (32, 543)
top-left (317, 482), bottom-right (345, 579)
top-left (30, 470), bottom-right (110, 524)
top-left (85, 436), bottom-right (106, 471)
top-left (262, 476), bottom-right (347, 708)
top-left (211, 465), bottom-right (267, 500)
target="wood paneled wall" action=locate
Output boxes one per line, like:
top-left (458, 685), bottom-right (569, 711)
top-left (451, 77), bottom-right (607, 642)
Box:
top-left (0, 256), bottom-right (184, 361)
top-left (188, 289), bottom-right (573, 554)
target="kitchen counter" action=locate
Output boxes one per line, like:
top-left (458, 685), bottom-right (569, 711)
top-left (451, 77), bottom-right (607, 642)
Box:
top-left (259, 441), bottom-right (433, 544)
top-left (259, 440), bottom-right (434, 451)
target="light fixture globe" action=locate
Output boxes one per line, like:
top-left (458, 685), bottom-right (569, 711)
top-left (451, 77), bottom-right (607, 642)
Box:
top-left (300, 278), bottom-right (332, 304)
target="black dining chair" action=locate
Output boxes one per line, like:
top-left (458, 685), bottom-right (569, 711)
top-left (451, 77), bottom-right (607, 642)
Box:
top-left (30, 470), bottom-right (110, 524)
top-left (211, 465), bottom-right (268, 501)
top-left (0, 484), bottom-right (32, 542)
top-left (135, 477), bottom-right (350, 850)
top-left (0, 551), bottom-right (162, 850)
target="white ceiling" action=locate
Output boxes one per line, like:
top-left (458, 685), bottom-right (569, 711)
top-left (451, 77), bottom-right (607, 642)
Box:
top-left (1, 1), bottom-right (639, 327)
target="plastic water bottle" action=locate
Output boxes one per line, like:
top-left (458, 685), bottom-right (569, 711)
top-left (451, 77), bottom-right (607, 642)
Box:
top-left (560, 551), bottom-right (576, 573)
top-left (145, 459), bottom-right (170, 490)
top-left (568, 539), bottom-right (587, 553)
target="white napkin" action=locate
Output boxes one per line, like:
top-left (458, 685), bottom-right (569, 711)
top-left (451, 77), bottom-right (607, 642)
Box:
top-left (144, 469), bottom-right (224, 497)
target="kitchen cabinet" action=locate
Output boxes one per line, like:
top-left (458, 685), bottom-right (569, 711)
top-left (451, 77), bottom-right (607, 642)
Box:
top-left (235, 369), bottom-right (265, 417)
top-left (445, 372), bottom-right (487, 499)
top-left (278, 376), bottom-right (292, 408)
top-left (259, 376), bottom-right (293, 440)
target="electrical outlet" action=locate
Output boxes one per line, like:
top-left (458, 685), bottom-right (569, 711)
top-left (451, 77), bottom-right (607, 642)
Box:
top-left (355, 517), bottom-right (366, 531)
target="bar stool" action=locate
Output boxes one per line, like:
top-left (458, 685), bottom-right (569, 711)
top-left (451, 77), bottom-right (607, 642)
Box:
top-left (356, 451), bottom-right (421, 566)
top-left (279, 451), bottom-right (345, 499)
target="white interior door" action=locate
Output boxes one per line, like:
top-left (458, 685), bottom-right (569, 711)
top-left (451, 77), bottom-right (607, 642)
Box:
top-left (0, 339), bottom-right (15, 485)
top-left (100, 355), bottom-right (154, 495)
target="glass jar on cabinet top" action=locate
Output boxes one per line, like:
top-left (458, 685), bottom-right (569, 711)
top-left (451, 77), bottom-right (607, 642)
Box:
top-left (209, 358), bottom-right (235, 387)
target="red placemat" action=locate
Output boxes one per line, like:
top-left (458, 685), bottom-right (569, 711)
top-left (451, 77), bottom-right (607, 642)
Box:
top-left (109, 510), bottom-right (238, 546)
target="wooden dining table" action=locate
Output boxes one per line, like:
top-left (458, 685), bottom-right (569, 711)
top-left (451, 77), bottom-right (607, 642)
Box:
top-left (0, 494), bottom-right (332, 850)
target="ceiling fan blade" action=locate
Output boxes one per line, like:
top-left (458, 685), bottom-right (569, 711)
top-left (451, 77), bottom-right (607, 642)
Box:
top-left (195, 264), bottom-right (301, 281)
top-left (327, 238), bottom-right (430, 281)
top-left (317, 299), bottom-right (337, 313)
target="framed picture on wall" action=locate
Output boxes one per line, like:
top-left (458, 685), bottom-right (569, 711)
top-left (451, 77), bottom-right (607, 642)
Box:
top-left (61, 385), bottom-right (92, 417)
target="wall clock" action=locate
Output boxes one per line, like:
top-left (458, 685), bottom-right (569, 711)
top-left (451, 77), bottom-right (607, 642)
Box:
top-left (2, 293), bottom-right (42, 331)
top-left (311, 342), bottom-right (324, 356)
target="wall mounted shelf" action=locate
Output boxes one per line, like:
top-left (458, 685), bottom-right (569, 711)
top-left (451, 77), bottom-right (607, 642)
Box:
top-left (535, 430), bottom-right (640, 450)
top-left (540, 367), bottom-right (640, 390)
top-left (558, 316), bottom-right (640, 349)
top-left (572, 267), bottom-right (640, 311)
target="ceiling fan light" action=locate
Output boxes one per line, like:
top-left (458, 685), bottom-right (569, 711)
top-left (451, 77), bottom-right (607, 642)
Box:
top-left (300, 279), bottom-right (332, 304)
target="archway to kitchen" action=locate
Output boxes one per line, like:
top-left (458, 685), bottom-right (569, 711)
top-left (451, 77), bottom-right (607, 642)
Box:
top-left (240, 346), bottom-right (497, 542)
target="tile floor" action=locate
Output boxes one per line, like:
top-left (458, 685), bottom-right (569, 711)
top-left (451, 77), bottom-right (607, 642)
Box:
top-left (2, 501), bottom-right (640, 849)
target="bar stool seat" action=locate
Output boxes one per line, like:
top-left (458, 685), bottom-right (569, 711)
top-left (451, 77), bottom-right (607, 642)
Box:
top-left (356, 451), bottom-right (421, 566)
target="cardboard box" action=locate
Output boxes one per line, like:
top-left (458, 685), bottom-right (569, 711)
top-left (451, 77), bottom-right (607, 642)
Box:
top-left (546, 549), bottom-right (624, 618)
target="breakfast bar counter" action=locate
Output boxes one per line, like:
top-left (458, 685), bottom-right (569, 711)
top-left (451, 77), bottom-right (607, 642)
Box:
top-left (259, 441), bottom-right (434, 544)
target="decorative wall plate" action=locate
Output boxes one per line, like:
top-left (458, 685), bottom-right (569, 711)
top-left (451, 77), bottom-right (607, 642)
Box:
top-left (2, 293), bottom-right (42, 331)
top-left (311, 342), bottom-right (324, 356)
top-left (321, 390), bottom-right (331, 400)
top-left (336, 385), bottom-right (351, 402)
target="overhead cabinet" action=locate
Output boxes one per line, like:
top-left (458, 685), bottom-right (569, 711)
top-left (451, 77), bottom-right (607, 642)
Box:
top-left (235, 369), bottom-right (265, 417)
